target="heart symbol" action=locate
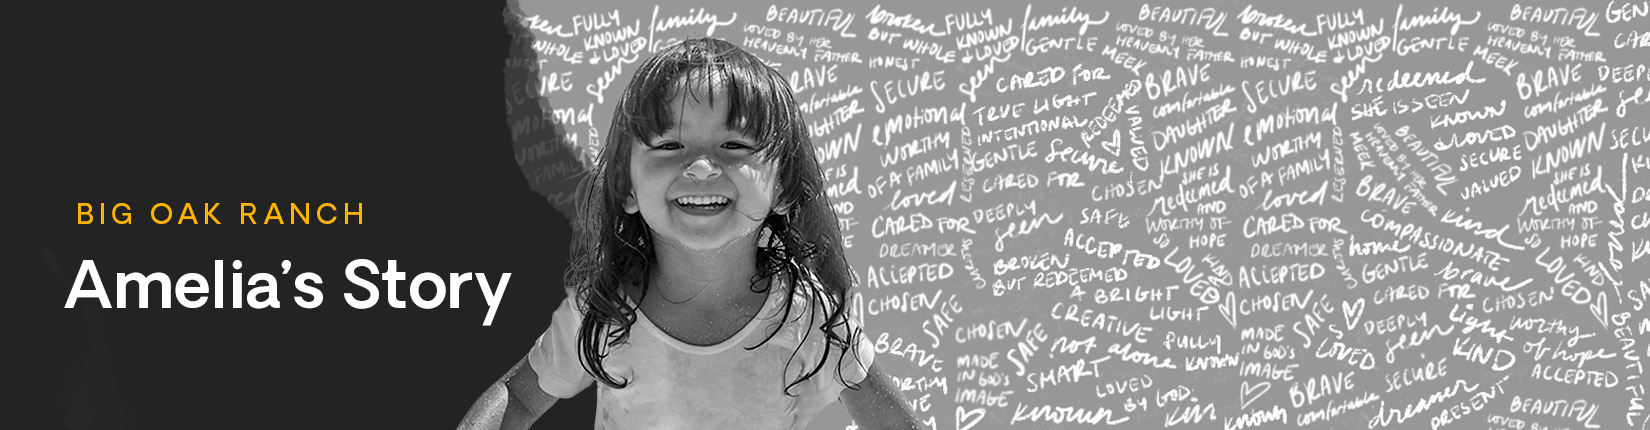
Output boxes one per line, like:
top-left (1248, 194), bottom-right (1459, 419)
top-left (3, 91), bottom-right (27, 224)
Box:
top-left (1240, 380), bottom-right (1271, 409)
top-left (1216, 293), bottom-right (1237, 329)
top-left (1343, 298), bottom-right (1365, 328)
top-left (956, 407), bottom-right (985, 430)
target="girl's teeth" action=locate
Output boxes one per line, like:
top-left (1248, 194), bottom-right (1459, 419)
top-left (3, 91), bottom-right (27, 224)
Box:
top-left (675, 196), bottom-right (728, 205)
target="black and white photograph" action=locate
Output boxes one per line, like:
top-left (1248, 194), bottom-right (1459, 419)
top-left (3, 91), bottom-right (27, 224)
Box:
top-left (20, 0), bottom-right (1650, 429)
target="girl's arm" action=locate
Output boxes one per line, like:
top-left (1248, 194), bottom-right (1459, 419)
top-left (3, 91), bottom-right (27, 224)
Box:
top-left (456, 356), bottom-right (560, 430)
top-left (839, 363), bottom-right (923, 430)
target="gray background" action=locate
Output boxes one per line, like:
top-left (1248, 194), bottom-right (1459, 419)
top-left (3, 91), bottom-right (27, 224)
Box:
top-left (504, 0), bottom-right (1650, 428)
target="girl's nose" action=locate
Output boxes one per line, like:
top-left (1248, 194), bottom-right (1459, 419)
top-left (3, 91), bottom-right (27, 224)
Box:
top-left (683, 157), bottom-right (721, 180)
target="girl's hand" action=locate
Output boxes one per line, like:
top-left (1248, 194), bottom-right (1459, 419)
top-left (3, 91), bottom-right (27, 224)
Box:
top-left (839, 363), bottom-right (923, 430)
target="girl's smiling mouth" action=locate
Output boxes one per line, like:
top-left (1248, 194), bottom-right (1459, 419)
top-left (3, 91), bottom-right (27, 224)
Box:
top-left (672, 195), bottom-right (732, 214)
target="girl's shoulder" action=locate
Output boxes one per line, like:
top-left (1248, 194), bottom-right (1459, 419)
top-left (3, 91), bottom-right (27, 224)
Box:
top-left (772, 269), bottom-right (835, 314)
top-left (767, 270), bottom-right (859, 345)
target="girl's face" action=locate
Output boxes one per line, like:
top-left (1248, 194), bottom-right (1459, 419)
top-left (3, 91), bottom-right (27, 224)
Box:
top-left (625, 85), bottom-right (781, 253)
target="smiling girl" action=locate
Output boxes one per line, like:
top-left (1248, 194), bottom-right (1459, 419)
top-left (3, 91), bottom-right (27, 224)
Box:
top-left (457, 38), bottom-right (920, 430)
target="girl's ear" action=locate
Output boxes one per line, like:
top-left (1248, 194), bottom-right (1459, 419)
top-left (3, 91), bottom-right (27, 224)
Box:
top-left (772, 179), bottom-right (790, 215)
top-left (772, 191), bottom-right (792, 216)
top-left (624, 192), bottom-right (640, 214)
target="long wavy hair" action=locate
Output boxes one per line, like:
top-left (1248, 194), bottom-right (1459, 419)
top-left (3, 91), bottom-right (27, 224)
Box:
top-left (565, 37), bottom-right (861, 396)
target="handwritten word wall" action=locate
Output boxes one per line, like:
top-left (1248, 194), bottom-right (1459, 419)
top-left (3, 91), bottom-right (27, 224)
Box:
top-left (504, 0), bottom-right (1650, 428)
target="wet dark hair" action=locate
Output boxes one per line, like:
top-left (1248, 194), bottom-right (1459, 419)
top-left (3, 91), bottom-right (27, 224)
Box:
top-left (566, 37), bottom-right (861, 396)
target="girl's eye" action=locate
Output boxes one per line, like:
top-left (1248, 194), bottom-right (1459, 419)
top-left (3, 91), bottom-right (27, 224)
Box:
top-left (652, 141), bottom-right (682, 150)
top-left (722, 141), bottom-right (753, 150)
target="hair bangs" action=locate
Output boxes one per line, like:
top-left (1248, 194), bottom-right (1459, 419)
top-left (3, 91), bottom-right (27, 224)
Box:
top-left (614, 40), bottom-right (802, 161)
